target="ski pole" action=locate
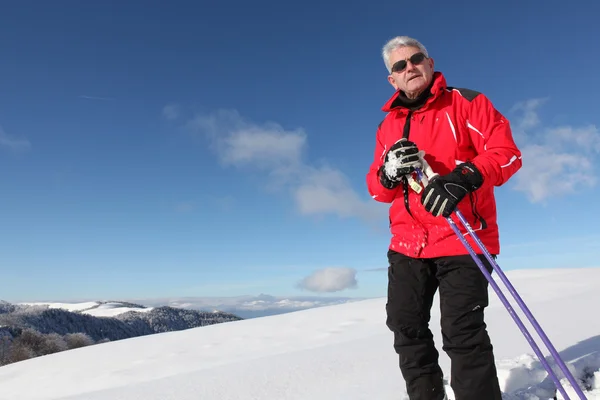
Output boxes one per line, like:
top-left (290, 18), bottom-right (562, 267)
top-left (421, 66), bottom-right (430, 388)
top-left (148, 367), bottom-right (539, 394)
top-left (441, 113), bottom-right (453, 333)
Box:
top-left (414, 162), bottom-right (586, 400)
top-left (446, 214), bottom-right (571, 400)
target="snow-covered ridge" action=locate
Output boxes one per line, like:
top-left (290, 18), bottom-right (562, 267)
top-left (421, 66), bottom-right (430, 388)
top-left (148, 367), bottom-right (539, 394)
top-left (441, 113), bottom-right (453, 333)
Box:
top-left (19, 301), bottom-right (154, 317)
top-left (19, 295), bottom-right (362, 319)
top-left (0, 267), bottom-right (598, 399)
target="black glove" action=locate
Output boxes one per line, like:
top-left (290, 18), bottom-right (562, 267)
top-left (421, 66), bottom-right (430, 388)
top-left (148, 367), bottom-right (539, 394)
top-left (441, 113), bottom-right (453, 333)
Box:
top-left (379, 165), bottom-right (400, 189)
top-left (420, 162), bottom-right (483, 218)
top-left (379, 139), bottom-right (421, 189)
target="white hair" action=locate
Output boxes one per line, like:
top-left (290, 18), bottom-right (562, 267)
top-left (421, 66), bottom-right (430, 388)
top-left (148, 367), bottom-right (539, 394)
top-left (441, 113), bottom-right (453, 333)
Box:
top-left (382, 36), bottom-right (429, 73)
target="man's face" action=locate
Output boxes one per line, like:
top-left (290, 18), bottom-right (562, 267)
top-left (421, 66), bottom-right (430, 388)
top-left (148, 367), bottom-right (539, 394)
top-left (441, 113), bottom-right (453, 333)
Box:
top-left (387, 46), bottom-right (434, 97)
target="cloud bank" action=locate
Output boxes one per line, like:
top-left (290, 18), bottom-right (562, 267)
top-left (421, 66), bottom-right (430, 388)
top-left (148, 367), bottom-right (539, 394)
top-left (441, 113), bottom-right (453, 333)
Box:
top-left (168, 107), bottom-right (386, 222)
top-left (509, 98), bottom-right (600, 202)
top-left (162, 100), bottom-right (600, 209)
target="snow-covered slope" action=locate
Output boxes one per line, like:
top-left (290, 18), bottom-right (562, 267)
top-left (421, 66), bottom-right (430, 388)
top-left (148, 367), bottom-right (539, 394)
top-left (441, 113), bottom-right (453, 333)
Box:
top-left (2, 268), bottom-right (600, 400)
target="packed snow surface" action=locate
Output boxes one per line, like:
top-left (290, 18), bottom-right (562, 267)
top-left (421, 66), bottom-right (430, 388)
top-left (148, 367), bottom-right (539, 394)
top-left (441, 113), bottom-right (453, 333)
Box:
top-left (2, 267), bottom-right (600, 400)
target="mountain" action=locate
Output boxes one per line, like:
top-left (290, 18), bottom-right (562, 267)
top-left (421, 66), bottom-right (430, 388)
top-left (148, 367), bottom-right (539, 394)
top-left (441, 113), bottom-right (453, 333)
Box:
top-left (0, 301), bottom-right (17, 314)
top-left (0, 267), bottom-right (598, 399)
top-left (129, 294), bottom-right (364, 318)
top-left (23, 295), bottom-right (364, 319)
top-left (1, 301), bottom-right (241, 342)
top-left (0, 300), bottom-right (242, 367)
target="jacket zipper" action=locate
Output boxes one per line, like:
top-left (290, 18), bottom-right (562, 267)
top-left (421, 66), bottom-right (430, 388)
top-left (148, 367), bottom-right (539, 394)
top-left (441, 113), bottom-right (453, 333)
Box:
top-left (401, 111), bottom-right (414, 219)
top-left (400, 110), bottom-right (430, 254)
top-left (469, 191), bottom-right (487, 230)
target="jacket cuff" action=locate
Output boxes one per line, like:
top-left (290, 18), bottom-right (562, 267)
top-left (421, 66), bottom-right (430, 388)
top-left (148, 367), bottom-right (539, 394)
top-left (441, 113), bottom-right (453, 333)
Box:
top-left (454, 162), bottom-right (484, 191)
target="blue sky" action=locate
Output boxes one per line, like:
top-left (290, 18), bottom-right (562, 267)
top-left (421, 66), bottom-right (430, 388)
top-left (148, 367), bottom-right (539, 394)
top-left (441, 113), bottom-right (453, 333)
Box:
top-left (1, 0), bottom-right (599, 302)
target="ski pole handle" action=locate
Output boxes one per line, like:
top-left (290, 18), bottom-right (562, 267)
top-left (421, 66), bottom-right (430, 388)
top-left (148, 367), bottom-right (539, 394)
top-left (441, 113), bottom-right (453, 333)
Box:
top-left (420, 156), bottom-right (438, 180)
top-left (415, 154), bottom-right (438, 187)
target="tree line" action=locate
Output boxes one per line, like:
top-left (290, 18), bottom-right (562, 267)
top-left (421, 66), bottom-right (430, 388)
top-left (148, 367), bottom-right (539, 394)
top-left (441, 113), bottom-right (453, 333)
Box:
top-left (0, 328), bottom-right (105, 366)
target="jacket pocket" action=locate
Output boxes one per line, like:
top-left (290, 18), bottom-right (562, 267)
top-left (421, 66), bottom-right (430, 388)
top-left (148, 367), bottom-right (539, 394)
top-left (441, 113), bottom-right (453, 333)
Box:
top-left (468, 190), bottom-right (487, 231)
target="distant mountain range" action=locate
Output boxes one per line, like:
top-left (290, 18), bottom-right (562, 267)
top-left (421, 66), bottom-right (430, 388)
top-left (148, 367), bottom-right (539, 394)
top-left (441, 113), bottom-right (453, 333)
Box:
top-left (0, 299), bottom-right (243, 366)
top-left (16, 295), bottom-right (364, 319)
top-left (1, 300), bottom-right (241, 342)
top-left (128, 294), bottom-right (366, 319)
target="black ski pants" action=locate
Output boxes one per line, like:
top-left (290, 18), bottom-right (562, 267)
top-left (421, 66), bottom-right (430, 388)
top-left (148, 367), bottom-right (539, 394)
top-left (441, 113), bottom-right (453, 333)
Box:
top-left (386, 249), bottom-right (502, 400)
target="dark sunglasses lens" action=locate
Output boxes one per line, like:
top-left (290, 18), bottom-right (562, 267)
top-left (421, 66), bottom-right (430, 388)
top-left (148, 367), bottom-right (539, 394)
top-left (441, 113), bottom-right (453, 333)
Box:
top-left (391, 60), bottom-right (407, 73)
top-left (391, 53), bottom-right (426, 73)
top-left (411, 53), bottom-right (425, 64)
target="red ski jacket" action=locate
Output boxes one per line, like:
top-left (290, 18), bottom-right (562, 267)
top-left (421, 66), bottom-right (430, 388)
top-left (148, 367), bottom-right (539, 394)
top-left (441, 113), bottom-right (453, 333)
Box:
top-left (366, 72), bottom-right (522, 258)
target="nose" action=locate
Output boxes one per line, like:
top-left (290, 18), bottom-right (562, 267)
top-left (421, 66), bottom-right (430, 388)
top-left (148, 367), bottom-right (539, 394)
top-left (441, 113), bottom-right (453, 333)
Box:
top-left (405, 60), bottom-right (418, 72)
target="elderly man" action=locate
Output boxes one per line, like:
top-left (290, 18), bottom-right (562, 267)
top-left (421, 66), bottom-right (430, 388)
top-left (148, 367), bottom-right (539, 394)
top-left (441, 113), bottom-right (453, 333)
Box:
top-left (366, 36), bottom-right (522, 399)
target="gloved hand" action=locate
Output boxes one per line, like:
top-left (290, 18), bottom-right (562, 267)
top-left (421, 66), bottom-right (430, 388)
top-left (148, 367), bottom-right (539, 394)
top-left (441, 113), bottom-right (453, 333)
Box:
top-left (379, 138), bottom-right (422, 189)
top-left (420, 162), bottom-right (484, 217)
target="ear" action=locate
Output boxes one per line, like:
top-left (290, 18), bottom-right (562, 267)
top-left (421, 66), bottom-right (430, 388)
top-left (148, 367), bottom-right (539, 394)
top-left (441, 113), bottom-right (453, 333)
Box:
top-left (428, 57), bottom-right (434, 70)
top-left (387, 75), bottom-right (399, 90)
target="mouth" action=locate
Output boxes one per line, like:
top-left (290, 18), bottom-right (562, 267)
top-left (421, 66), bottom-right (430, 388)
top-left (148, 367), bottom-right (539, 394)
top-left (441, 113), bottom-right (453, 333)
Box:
top-left (407, 75), bottom-right (421, 82)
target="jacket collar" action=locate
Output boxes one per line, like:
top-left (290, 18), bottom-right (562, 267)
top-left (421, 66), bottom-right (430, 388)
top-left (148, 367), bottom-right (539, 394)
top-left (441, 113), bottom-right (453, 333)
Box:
top-left (381, 71), bottom-right (447, 113)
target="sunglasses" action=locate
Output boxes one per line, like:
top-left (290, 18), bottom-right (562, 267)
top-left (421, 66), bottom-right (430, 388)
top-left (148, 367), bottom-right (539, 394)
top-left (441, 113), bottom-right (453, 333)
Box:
top-left (391, 52), bottom-right (427, 73)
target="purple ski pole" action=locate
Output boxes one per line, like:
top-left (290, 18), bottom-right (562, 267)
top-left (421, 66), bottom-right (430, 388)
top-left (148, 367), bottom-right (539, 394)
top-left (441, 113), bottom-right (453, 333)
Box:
top-left (413, 165), bottom-right (585, 400)
top-left (451, 211), bottom-right (586, 400)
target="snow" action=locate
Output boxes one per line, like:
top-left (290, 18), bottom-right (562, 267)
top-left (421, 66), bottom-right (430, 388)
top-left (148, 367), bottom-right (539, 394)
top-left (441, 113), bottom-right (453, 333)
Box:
top-left (82, 302), bottom-right (154, 318)
top-left (20, 302), bottom-right (100, 313)
top-left (18, 301), bottom-right (154, 317)
top-left (384, 146), bottom-right (405, 179)
top-left (383, 143), bottom-right (425, 180)
top-left (2, 267), bottom-right (600, 400)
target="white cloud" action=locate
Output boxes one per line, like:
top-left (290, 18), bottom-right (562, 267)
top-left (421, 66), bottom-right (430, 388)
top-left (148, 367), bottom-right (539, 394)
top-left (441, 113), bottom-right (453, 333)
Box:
top-left (184, 109), bottom-right (305, 169)
top-left (0, 123), bottom-right (30, 151)
top-left (512, 144), bottom-right (595, 202)
top-left (509, 99), bottom-right (600, 202)
top-left (179, 108), bottom-right (385, 222)
top-left (220, 125), bottom-right (306, 168)
top-left (297, 267), bottom-right (358, 293)
top-left (294, 166), bottom-right (384, 221)
top-left (510, 98), bottom-right (548, 134)
top-left (547, 125), bottom-right (600, 152)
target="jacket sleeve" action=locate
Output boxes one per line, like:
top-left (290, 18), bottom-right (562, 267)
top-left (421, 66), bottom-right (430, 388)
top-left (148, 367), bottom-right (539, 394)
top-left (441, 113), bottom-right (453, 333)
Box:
top-left (366, 124), bottom-right (400, 203)
top-left (466, 94), bottom-right (523, 190)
